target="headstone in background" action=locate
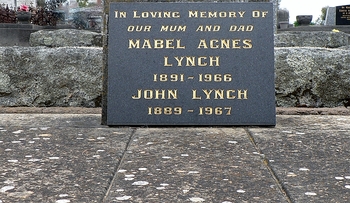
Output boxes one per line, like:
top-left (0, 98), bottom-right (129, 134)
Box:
top-left (105, 2), bottom-right (275, 126)
top-left (336, 5), bottom-right (350, 25)
top-left (325, 7), bottom-right (336, 26)
top-left (296, 15), bottom-right (313, 26)
top-left (277, 9), bottom-right (289, 29)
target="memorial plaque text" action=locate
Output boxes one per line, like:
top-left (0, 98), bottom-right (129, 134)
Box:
top-left (107, 2), bottom-right (275, 126)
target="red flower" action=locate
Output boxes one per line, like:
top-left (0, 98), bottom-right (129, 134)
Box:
top-left (20, 4), bottom-right (29, 12)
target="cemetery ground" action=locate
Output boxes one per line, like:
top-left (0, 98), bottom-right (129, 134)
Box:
top-left (0, 107), bottom-right (350, 202)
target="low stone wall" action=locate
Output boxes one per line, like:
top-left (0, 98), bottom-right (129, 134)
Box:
top-left (0, 30), bottom-right (350, 108)
top-left (0, 47), bottom-right (102, 107)
top-left (275, 47), bottom-right (350, 107)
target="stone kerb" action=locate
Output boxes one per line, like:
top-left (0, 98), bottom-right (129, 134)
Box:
top-left (30, 29), bottom-right (103, 47)
top-left (274, 31), bottom-right (349, 48)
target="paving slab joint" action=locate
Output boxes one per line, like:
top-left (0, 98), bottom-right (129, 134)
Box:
top-left (245, 128), bottom-right (293, 203)
top-left (102, 128), bottom-right (137, 202)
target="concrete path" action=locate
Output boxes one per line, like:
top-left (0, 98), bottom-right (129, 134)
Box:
top-left (0, 112), bottom-right (349, 202)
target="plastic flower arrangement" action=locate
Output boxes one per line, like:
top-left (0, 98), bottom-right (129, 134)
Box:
top-left (19, 4), bottom-right (29, 12)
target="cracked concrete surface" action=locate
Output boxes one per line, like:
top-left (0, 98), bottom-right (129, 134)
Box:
top-left (0, 113), bottom-right (349, 202)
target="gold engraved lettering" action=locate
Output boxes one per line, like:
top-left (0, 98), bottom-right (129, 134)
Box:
top-left (238, 11), bottom-right (246, 17)
top-left (142, 39), bottom-right (152, 49)
top-left (192, 90), bottom-right (201, 100)
top-left (229, 12), bottom-right (237, 17)
top-left (127, 25), bottom-right (151, 32)
top-left (237, 90), bottom-right (248, 99)
top-left (132, 89), bottom-right (142, 99)
top-left (164, 56), bottom-right (220, 67)
top-left (195, 25), bottom-right (221, 32)
top-left (210, 39), bottom-right (219, 48)
top-left (198, 57), bottom-right (207, 66)
top-left (133, 11), bottom-right (180, 18)
top-left (191, 89), bottom-right (247, 100)
top-left (168, 90), bottom-right (178, 99)
top-left (160, 25), bottom-right (187, 32)
top-left (226, 90), bottom-right (236, 99)
top-left (165, 40), bottom-right (174, 49)
top-left (115, 11), bottom-right (127, 18)
top-left (188, 11), bottom-right (245, 18)
top-left (175, 56), bottom-right (184, 66)
top-left (154, 39), bottom-right (163, 48)
top-left (232, 39), bottom-right (241, 49)
top-left (208, 11), bottom-right (217, 18)
top-left (176, 39), bottom-right (186, 48)
top-left (229, 25), bottom-right (254, 32)
top-left (214, 89), bottom-right (225, 99)
top-left (163, 57), bottom-right (172, 67)
top-left (197, 40), bottom-right (208, 49)
top-left (261, 11), bottom-right (268, 18)
top-left (252, 11), bottom-right (268, 18)
top-left (243, 39), bottom-right (253, 49)
top-left (197, 39), bottom-right (252, 49)
top-left (144, 90), bottom-right (153, 99)
top-left (129, 39), bottom-right (140, 49)
top-left (221, 39), bottom-right (230, 49)
top-left (128, 39), bottom-right (185, 49)
top-left (132, 89), bottom-right (178, 99)
top-left (133, 11), bottom-right (140, 18)
top-left (203, 89), bottom-right (213, 99)
top-left (186, 57), bottom-right (195, 66)
top-left (209, 56), bottom-right (220, 66)
top-left (155, 90), bottom-right (166, 99)
top-left (188, 11), bottom-right (198, 18)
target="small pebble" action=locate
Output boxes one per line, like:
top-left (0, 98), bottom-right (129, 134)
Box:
top-left (56, 200), bottom-right (70, 203)
top-left (189, 197), bottom-right (205, 202)
top-left (0, 186), bottom-right (15, 192)
top-left (305, 192), bottom-right (317, 196)
top-left (11, 141), bottom-right (21, 144)
top-left (125, 174), bottom-right (135, 178)
top-left (132, 181), bottom-right (149, 186)
top-left (116, 196), bottom-right (132, 200)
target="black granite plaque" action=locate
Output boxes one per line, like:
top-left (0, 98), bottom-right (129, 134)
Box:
top-left (107, 2), bottom-right (275, 126)
top-left (336, 5), bottom-right (350, 25)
